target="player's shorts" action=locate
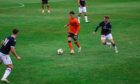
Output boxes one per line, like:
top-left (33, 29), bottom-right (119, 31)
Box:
top-left (42, 0), bottom-right (48, 4)
top-left (0, 52), bottom-right (12, 65)
top-left (79, 6), bottom-right (87, 13)
top-left (67, 33), bottom-right (78, 41)
top-left (101, 33), bottom-right (113, 40)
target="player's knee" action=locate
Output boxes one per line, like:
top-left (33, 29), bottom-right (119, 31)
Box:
top-left (84, 13), bottom-right (87, 16)
top-left (112, 43), bottom-right (116, 47)
top-left (78, 13), bottom-right (81, 16)
top-left (7, 64), bottom-right (13, 69)
top-left (74, 41), bottom-right (78, 44)
top-left (102, 42), bottom-right (106, 45)
top-left (47, 5), bottom-right (49, 7)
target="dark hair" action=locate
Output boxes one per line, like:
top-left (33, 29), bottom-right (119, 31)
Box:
top-left (13, 29), bottom-right (19, 34)
top-left (69, 11), bottom-right (75, 15)
top-left (104, 16), bottom-right (110, 19)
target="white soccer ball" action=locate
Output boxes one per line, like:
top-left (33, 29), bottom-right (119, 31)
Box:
top-left (57, 49), bottom-right (63, 55)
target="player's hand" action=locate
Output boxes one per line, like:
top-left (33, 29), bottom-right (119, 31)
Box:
top-left (64, 25), bottom-right (68, 28)
top-left (16, 56), bottom-right (21, 60)
top-left (64, 25), bottom-right (67, 28)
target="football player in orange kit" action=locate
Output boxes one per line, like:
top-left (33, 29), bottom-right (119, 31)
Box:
top-left (65, 11), bottom-right (82, 54)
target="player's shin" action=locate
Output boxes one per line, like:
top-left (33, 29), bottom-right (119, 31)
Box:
top-left (84, 15), bottom-right (89, 22)
top-left (106, 42), bottom-right (112, 48)
top-left (68, 41), bottom-right (73, 50)
top-left (75, 41), bottom-right (81, 52)
top-left (47, 5), bottom-right (50, 13)
top-left (78, 16), bottom-right (80, 23)
top-left (1, 67), bottom-right (12, 80)
top-left (68, 41), bottom-right (75, 54)
top-left (42, 5), bottom-right (45, 13)
top-left (74, 41), bottom-right (81, 48)
top-left (111, 43), bottom-right (118, 53)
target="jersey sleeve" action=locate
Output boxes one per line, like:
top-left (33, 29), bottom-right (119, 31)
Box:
top-left (94, 22), bottom-right (102, 32)
top-left (75, 19), bottom-right (80, 35)
top-left (109, 23), bottom-right (112, 29)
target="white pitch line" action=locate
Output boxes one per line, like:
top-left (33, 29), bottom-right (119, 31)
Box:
top-left (50, 0), bottom-right (66, 2)
top-left (18, 3), bottom-right (25, 8)
top-left (0, 2), bottom-right (25, 9)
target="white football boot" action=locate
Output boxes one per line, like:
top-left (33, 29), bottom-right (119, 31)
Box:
top-left (78, 47), bottom-right (82, 53)
top-left (70, 50), bottom-right (75, 54)
top-left (1, 78), bottom-right (10, 83)
top-left (42, 10), bottom-right (44, 14)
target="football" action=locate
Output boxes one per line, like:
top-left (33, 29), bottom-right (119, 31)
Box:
top-left (57, 49), bottom-right (63, 55)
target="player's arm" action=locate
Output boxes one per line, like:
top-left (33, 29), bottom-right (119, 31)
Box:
top-left (93, 22), bottom-right (102, 34)
top-left (78, 0), bottom-right (81, 7)
top-left (11, 47), bottom-right (21, 60)
top-left (109, 23), bottom-right (112, 29)
top-left (64, 21), bottom-right (70, 28)
top-left (75, 20), bottom-right (80, 35)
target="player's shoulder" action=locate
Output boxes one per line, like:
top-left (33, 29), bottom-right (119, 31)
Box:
top-left (99, 21), bottom-right (104, 25)
top-left (107, 22), bottom-right (112, 25)
top-left (108, 22), bottom-right (111, 24)
top-left (74, 18), bottom-right (79, 22)
top-left (8, 36), bottom-right (15, 41)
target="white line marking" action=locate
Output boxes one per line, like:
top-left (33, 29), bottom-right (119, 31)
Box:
top-left (0, 2), bottom-right (25, 9)
top-left (18, 3), bottom-right (25, 8)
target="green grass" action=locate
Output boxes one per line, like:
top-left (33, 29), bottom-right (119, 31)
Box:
top-left (0, 0), bottom-right (140, 84)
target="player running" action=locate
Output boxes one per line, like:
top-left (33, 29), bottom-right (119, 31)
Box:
top-left (78, 0), bottom-right (89, 23)
top-left (93, 16), bottom-right (118, 53)
top-left (65, 11), bottom-right (81, 54)
top-left (0, 29), bottom-right (21, 83)
top-left (42, 0), bottom-right (50, 13)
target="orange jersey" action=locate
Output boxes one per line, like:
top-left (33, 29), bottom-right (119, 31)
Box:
top-left (68, 17), bottom-right (80, 35)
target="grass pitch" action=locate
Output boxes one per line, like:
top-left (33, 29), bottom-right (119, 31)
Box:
top-left (0, 0), bottom-right (140, 84)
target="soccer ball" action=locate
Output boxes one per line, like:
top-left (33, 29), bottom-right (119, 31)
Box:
top-left (57, 49), bottom-right (63, 55)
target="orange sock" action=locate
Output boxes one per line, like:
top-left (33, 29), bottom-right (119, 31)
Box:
top-left (68, 42), bottom-right (73, 50)
top-left (75, 42), bottom-right (81, 48)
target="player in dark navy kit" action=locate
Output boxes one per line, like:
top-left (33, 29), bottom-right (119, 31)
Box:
top-left (42, 0), bottom-right (50, 13)
top-left (0, 29), bottom-right (21, 83)
top-left (78, 0), bottom-right (89, 23)
top-left (93, 16), bottom-right (118, 53)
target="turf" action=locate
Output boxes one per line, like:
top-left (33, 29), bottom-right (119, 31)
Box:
top-left (0, 0), bottom-right (140, 84)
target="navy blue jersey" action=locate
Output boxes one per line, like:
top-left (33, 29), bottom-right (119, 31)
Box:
top-left (42, 0), bottom-right (48, 4)
top-left (0, 36), bottom-right (16, 55)
top-left (79, 0), bottom-right (86, 7)
top-left (95, 21), bottom-right (112, 35)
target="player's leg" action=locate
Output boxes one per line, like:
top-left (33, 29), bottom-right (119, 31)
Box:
top-left (78, 7), bottom-right (82, 23)
top-left (83, 7), bottom-right (89, 23)
top-left (101, 35), bottom-right (107, 45)
top-left (1, 55), bottom-right (13, 83)
top-left (68, 33), bottom-right (74, 54)
top-left (0, 57), bottom-right (2, 65)
top-left (108, 34), bottom-right (118, 53)
top-left (73, 35), bottom-right (81, 52)
top-left (0, 54), bottom-right (2, 65)
top-left (46, 4), bottom-right (50, 13)
top-left (42, 3), bottom-right (45, 13)
top-left (110, 39), bottom-right (118, 53)
top-left (0, 60), bottom-right (2, 65)
top-left (101, 35), bottom-right (112, 47)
